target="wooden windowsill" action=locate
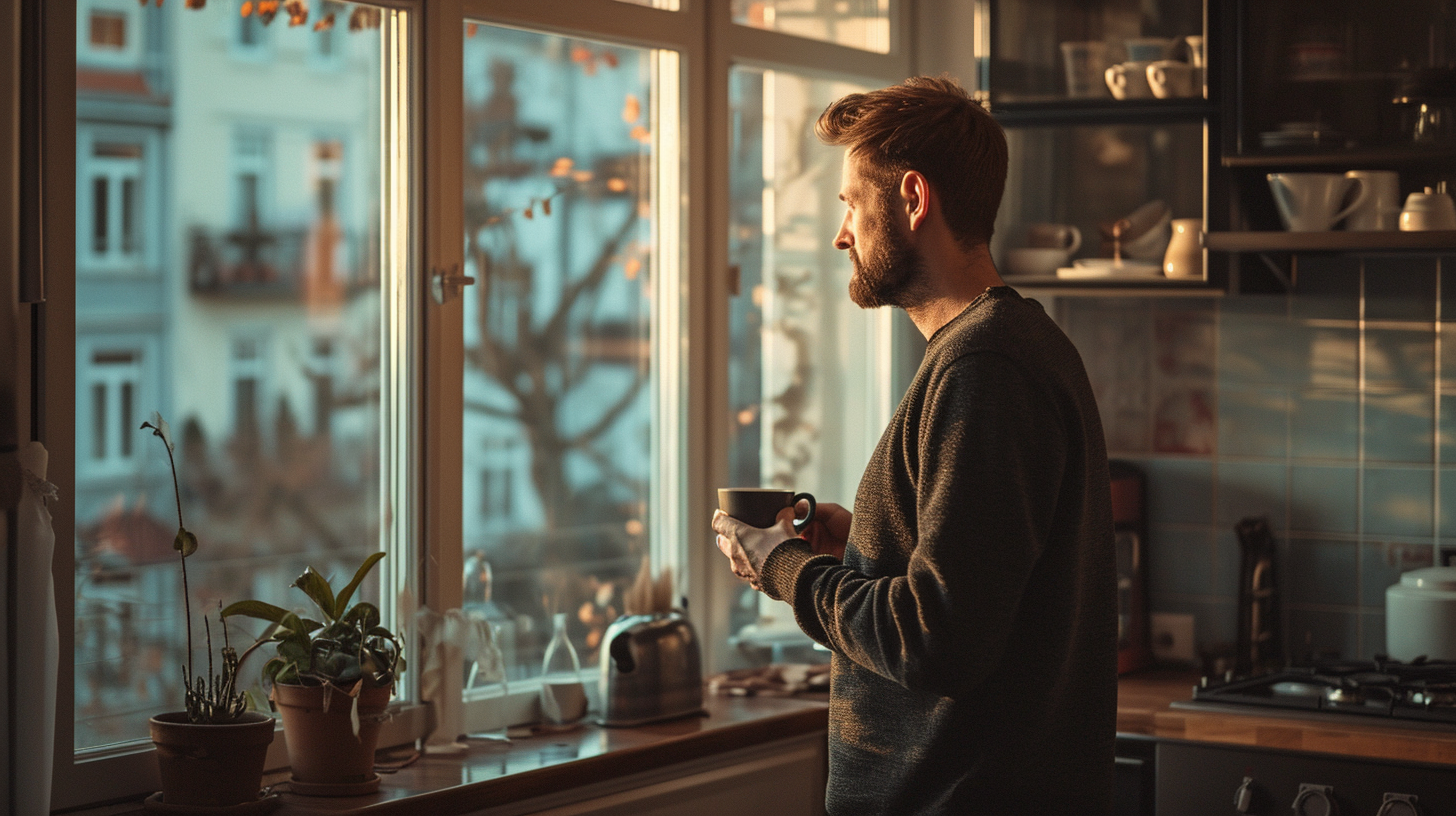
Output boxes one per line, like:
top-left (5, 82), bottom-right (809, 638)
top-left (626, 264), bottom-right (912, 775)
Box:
top-left (88, 694), bottom-right (829, 816)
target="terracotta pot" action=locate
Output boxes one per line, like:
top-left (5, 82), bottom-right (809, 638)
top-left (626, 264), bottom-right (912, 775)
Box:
top-left (149, 711), bottom-right (276, 808)
top-left (271, 682), bottom-right (392, 795)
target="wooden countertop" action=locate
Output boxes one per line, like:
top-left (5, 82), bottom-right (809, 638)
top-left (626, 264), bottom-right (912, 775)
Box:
top-left (1118, 668), bottom-right (1456, 767)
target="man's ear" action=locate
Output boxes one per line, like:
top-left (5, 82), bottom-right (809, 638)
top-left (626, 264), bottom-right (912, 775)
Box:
top-left (900, 170), bottom-right (932, 231)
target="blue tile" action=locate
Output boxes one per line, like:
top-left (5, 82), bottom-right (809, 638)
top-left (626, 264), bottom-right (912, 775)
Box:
top-left (1290, 465), bottom-right (1358, 534)
top-left (1360, 541), bottom-right (1435, 607)
top-left (1149, 525), bottom-right (1214, 597)
top-left (1283, 538), bottom-right (1358, 606)
top-left (1364, 328), bottom-right (1435, 391)
top-left (1360, 611), bottom-right (1387, 660)
top-left (1287, 608), bottom-right (1361, 662)
top-left (1365, 257), bottom-right (1437, 322)
top-left (1152, 385), bottom-right (1216, 455)
top-left (1217, 388), bottom-right (1288, 458)
top-left (1291, 389), bottom-right (1359, 461)
top-left (1291, 256), bottom-right (1360, 321)
top-left (1302, 325), bottom-right (1359, 389)
top-left (1440, 468), bottom-right (1456, 536)
top-left (1145, 458), bottom-right (1214, 526)
top-left (1363, 467), bottom-right (1435, 538)
top-left (1218, 313), bottom-right (1298, 386)
top-left (1440, 396), bottom-right (1456, 466)
top-left (1216, 461), bottom-right (1287, 529)
top-left (1213, 529), bottom-right (1241, 597)
top-left (1363, 390), bottom-right (1435, 465)
top-left (1153, 305), bottom-right (1215, 378)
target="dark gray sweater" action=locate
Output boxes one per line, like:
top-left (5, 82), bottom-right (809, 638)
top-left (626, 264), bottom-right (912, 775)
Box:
top-left (760, 286), bottom-right (1117, 815)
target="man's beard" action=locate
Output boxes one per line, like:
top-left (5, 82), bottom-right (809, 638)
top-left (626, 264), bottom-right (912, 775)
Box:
top-left (847, 210), bottom-right (929, 309)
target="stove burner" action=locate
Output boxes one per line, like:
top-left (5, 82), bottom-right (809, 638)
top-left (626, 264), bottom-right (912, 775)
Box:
top-left (1189, 657), bottom-right (1456, 724)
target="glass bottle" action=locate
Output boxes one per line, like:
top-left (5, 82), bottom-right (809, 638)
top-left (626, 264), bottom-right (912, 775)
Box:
top-left (539, 612), bottom-right (586, 724)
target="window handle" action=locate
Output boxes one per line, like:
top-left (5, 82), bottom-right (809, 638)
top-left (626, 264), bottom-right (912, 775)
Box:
top-left (430, 265), bottom-right (476, 304)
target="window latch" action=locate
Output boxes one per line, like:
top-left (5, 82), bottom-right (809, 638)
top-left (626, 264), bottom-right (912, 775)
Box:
top-left (430, 265), bottom-right (476, 304)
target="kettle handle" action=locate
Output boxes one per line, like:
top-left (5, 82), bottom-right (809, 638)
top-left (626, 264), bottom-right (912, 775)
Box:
top-left (609, 630), bottom-right (636, 674)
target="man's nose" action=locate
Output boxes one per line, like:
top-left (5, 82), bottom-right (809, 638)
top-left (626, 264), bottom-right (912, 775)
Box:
top-left (834, 223), bottom-right (852, 250)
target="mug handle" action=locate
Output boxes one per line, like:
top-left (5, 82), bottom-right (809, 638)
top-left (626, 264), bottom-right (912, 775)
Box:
top-left (1063, 226), bottom-right (1083, 256)
top-left (1331, 178), bottom-right (1369, 227)
top-left (1104, 65), bottom-right (1125, 98)
top-left (791, 492), bottom-right (816, 533)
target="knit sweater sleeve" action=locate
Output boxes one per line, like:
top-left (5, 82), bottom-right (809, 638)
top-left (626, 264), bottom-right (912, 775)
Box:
top-left (759, 350), bottom-right (1067, 697)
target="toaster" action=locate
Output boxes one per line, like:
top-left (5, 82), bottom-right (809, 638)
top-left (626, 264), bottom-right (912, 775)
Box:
top-left (599, 611), bottom-right (705, 727)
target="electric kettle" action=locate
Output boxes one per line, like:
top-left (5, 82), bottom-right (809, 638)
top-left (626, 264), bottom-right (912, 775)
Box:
top-left (599, 611), bottom-right (706, 727)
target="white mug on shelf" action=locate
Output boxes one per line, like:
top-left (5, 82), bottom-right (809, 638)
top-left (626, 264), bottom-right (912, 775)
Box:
top-left (1267, 172), bottom-right (1369, 231)
top-left (1105, 61), bottom-right (1155, 100)
top-left (1343, 170), bottom-right (1401, 231)
top-left (1147, 60), bottom-right (1195, 98)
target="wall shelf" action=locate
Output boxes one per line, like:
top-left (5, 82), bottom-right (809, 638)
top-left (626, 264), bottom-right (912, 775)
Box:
top-left (1222, 147), bottom-right (1456, 170)
top-left (1004, 275), bottom-right (1222, 296)
top-left (991, 98), bottom-right (1214, 127)
top-left (1205, 231), bottom-right (1456, 253)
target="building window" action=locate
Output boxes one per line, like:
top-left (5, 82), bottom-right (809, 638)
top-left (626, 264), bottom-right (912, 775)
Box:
top-left (80, 139), bottom-right (147, 270)
top-left (88, 11), bottom-right (126, 50)
top-left (80, 348), bottom-right (143, 473)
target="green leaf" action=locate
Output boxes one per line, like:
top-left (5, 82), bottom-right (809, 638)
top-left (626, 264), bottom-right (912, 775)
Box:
top-left (219, 599), bottom-right (291, 624)
top-left (292, 567), bottom-right (336, 622)
top-left (333, 552), bottom-right (385, 619)
top-left (173, 527), bottom-right (198, 558)
top-left (341, 601), bottom-right (381, 631)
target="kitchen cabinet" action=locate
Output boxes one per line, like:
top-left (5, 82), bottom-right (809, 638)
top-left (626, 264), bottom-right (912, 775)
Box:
top-left (975, 0), bottom-right (1456, 296)
top-left (979, 0), bottom-right (1216, 294)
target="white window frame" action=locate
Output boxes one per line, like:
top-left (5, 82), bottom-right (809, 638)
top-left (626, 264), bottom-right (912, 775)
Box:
top-left (226, 0), bottom-right (273, 63)
top-left (75, 336), bottom-right (157, 480)
top-left (35, 0), bottom-right (913, 809)
top-left (76, 125), bottom-right (161, 276)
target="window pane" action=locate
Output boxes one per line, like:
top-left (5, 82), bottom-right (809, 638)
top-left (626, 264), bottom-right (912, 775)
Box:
top-left (461, 23), bottom-right (663, 685)
top-left (726, 68), bottom-right (887, 659)
top-left (73, 1), bottom-right (391, 750)
top-left (732, 0), bottom-right (891, 54)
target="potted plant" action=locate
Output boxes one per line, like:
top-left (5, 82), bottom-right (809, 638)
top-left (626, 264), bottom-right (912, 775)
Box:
top-left (141, 415), bottom-right (278, 809)
top-left (221, 552), bottom-right (405, 796)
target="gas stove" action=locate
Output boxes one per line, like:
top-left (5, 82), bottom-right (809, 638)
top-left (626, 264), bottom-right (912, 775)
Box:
top-left (1177, 657), bottom-right (1456, 726)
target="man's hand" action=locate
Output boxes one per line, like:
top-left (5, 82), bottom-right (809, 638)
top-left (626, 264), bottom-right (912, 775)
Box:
top-left (799, 501), bottom-right (851, 559)
top-left (711, 507), bottom-right (800, 589)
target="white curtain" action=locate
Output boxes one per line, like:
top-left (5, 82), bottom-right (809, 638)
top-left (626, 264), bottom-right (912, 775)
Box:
top-left (10, 442), bottom-right (58, 816)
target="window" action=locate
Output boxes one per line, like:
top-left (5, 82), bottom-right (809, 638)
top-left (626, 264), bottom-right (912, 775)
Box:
top-left (77, 0), bottom-right (144, 67)
top-left (56, 1), bottom-right (400, 803)
top-left (41, 0), bottom-right (910, 807)
top-left (77, 130), bottom-right (156, 273)
top-left (89, 12), bottom-right (125, 50)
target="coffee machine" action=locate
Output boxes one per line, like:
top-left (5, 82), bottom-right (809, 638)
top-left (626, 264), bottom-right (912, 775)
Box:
top-left (1111, 461), bottom-right (1151, 674)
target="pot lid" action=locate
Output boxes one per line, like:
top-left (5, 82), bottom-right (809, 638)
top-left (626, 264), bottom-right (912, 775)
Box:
top-left (1399, 566), bottom-right (1456, 591)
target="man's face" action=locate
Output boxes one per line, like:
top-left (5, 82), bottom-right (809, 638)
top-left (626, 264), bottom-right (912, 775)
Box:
top-left (834, 152), bottom-right (927, 309)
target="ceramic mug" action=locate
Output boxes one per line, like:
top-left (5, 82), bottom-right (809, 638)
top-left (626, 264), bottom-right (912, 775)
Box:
top-left (1105, 61), bottom-right (1155, 100)
top-left (717, 488), bottom-right (816, 532)
top-left (1399, 187), bottom-right (1456, 231)
top-left (1267, 173), bottom-right (1369, 231)
top-left (1123, 37), bottom-right (1175, 62)
top-left (1343, 170), bottom-right (1401, 231)
top-left (1163, 218), bottom-right (1203, 278)
top-left (1026, 222), bottom-right (1083, 254)
top-left (1061, 41), bottom-right (1110, 99)
top-left (1184, 35), bottom-right (1205, 68)
top-left (1147, 60), bottom-right (1195, 98)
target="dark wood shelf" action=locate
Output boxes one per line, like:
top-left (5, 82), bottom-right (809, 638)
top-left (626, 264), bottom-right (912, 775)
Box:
top-left (1223, 147), bottom-right (1456, 170)
top-left (1205, 231), bottom-right (1456, 253)
top-left (991, 98), bottom-right (1213, 127)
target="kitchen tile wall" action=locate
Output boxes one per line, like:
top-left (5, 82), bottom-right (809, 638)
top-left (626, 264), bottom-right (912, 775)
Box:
top-left (1054, 255), bottom-right (1456, 667)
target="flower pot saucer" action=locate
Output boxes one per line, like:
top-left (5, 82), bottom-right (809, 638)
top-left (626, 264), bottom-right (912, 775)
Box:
top-left (286, 774), bottom-right (381, 797)
top-left (143, 791), bottom-right (280, 815)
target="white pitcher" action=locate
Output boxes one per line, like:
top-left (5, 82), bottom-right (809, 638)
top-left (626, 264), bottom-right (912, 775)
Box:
top-left (1267, 173), bottom-right (1369, 231)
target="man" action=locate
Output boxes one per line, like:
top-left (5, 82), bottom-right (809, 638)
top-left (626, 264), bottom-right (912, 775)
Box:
top-left (711, 76), bottom-right (1117, 815)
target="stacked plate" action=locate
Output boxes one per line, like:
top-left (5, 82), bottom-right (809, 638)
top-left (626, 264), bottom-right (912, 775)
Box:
top-left (1055, 259), bottom-right (1163, 279)
top-left (1259, 121), bottom-right (1346, 150)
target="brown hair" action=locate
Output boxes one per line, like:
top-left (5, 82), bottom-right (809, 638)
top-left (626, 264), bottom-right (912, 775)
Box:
top-left (815, 76), bottom-right (1007, 248)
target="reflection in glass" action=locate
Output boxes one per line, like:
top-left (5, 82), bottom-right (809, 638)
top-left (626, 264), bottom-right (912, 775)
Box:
top-left (727, 68), bottom-right (889, 659)
top-left (73, 1), bottom-right (389, 750)
top-left (732, 0), bottom-right (891, 54)
top-left (460, 23), bottom-right (664, 686)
